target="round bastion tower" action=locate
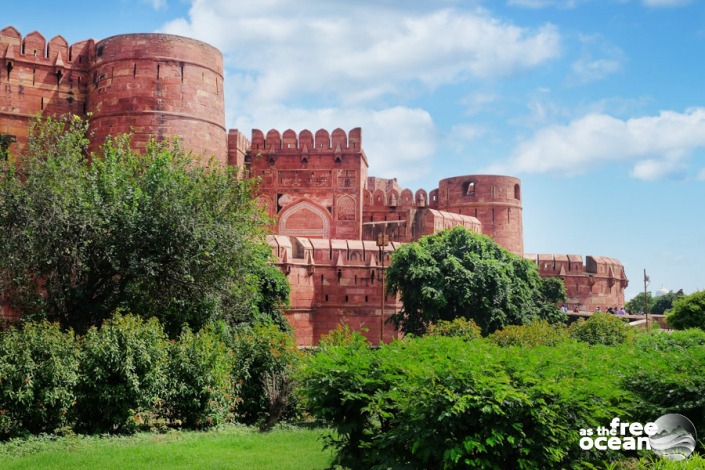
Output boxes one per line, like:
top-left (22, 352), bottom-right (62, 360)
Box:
top-left (436, 175), bottom-right (524, 256)
top-left (87, 33), bottom-right (226, 163)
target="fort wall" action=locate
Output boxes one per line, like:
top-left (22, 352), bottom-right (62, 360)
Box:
top-left (249, 128), bottom-right (368, 240)
top-left (436, 175), bottom-right (524, 256)
top-left (525, 253), bottom-right (628, 311)
top-left (0, 25), bottom-right (631, 345)
top-left (1, 27), bottom-right (226, 163)
top-left (87, 33), bottom-right (226, 162)
top-left (268, 235), bottom-right (401, 345)
top-left (0, 27), bottom-right (91, 153)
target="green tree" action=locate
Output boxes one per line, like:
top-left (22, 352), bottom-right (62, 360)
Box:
top-left (0, 115), bottom-right (288, 335)
top-left (652, 291), bottom-right (680, 315)
top-left (667, 290), bottom-right (705, 330)
top-left (625, 291), bottom-right (653, 314)
top-left (385, 226), bottom-right (567, 336)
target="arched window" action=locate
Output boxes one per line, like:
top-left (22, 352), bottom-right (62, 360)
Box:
top-left (462, 181), bottom-right (476, 196)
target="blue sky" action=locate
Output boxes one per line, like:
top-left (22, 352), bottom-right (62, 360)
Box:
top-left (5, 0), bottom-right (705, 300)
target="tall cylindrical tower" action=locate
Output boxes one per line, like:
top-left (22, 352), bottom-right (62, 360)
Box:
top-left (436, 175), bottom-right (523, 256)
top-left (87, 33), bottom-right (226, 164)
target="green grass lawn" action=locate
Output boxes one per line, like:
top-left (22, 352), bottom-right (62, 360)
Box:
top-left (0, 425), bottom-right (335, 470)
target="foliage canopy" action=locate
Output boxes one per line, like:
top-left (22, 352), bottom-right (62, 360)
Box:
top-left (385, 227), bottom-right (566, 335)
top-left (667, 290), bottom-right (705, 330)
top-left (0, 116), bottom-right (288, 334)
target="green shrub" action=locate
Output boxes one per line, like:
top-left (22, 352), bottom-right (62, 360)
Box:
top-left (622, 332), bottom-right (705, 437)
top-left (75, 314), bottom-right (169, 433)
top-left (633, 328), bottom-right (705, 352)
top-left (224, 323), bottom-right (303, 429)
top-left (0, 321), bottom-right (79, 439)
top-left (569, 313), bottom-right (633, 345)
top-left (426, 317), bottom-right (482, 341)
top-left (489, 320), bottom-right (568, 347)
top-left (300, 336), bottom-right (635, 469)
top-left (318, 324), bottom-right (370, 349)
top-left (666, 290), bottom-right (705, 330)
top-left (166, 326), bottom-right (237, 429)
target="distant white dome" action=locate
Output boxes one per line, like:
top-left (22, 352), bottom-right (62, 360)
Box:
top-left (654, 287), bottom-right (669, 297)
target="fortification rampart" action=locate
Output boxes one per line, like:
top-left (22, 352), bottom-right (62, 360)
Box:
top-left (525, 253), bottom-right (628, 311)
top-left (435, 175), bottom-right (524, 256)
top-left (1, 27), bottom-right (92, 153)
top-left (88, 33), bottom-right (226, 162)
top-left (249, 128), bottom-right (368, 240)
top-left (1, 27), bottom-right (226, 163)
top-left (267, 235), bottom-right (401, 345)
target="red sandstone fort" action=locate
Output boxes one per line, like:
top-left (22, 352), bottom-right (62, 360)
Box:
top-left (0, 27), bottom-right (629, 344)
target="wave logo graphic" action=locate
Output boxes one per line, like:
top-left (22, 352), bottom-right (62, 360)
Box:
top-left (649, 414), bottom-right (697, 461)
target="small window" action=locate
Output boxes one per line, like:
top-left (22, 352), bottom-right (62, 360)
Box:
top-left (514, 184), bottom-right (521, 200)
top-left (463, 181), bottom-right (476, 196)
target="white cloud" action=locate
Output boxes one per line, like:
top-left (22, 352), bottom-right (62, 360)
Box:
top-left (232, 104), bottom-right (437, 184)
top-left (146, 0), bottom-right (167, 10)
top-left (642, 0), bottom-right (692, 7)
top-left (507, 0), bottom-right (579, 8)
top-left (486, 108), bottom-right (705, 180)
top-left (160, 1), bottom-right (561, 105)
top-left (568, 34), bottom-right (624, 85)
top-left (158, 1), bottom-right (561, 184)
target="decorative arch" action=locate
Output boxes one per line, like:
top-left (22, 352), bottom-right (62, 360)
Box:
top-left (278, 200), bottom-right (332, 239)
top-left (372, 189), bottom-right (387, 206)
top-left (336, 195), bottom-right (356, 221)
top-left (400, 189), bottom-right (413, 207)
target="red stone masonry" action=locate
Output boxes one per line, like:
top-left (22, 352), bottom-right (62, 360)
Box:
top-left (88, 33), bottom-right (226, 163)
top-left (1, 27), bottom-right (225, 164)
top-left (436, 175), bottom-right (524, 257)
top-left (0, 25), bottom-right (630, 343)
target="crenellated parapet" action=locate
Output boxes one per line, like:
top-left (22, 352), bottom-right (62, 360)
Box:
top-left (267, 235), bottom-right (401, 345)
top-left (249, 128), bottom-right (368, 240)
top-left (1, 26), bottom-right (93, 153)
top-left (1, 26), bottom-right (226, 163)
top-left (525, 253), bottom-right (628, 311)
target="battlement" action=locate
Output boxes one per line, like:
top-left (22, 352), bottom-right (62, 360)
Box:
top-left (250, 128), bottom-right (363, 152)
top-left (525, 253), bottom-right (628, 311)
top-left (1, 26), bottom-right (93, 69)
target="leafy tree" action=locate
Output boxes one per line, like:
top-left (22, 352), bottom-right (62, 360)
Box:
top-left (386, 226), bottom-right (567, 336)
top-left (667, 290), bottom-right (705, 330)
top-left (0, 115), bottom-right (288, 335)
top-left (651, 290), bottom-right (680, 315)
top-left (625, 291), bottom-right (653, 314)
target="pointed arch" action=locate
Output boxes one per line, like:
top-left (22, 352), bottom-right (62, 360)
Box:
top-left (278, 199), bottom-right (332, 239)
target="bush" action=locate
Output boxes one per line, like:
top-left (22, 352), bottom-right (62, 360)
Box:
top-left (622, 332), bottom-right (705, 437)
top-left (0, 322), bottom-right (79, 439)
top-left (166, 326), bottom-right (238, 429)
top-left (300, 336), bottom-right (635, 469)
top-left (569, 313), bottom-right (633, 345)
top-left (666, 290), bottom-right (705, 330)
top-left (318, 324), bottom-right (370, 349)
top-left (489, 320), bottom-right (569, 347)
top-left (75, 314), bottom-right (170, 433)
top-left (426, 317), bottom-right (482, 341)
top-left (223, 323), bottom-right (303, 429)
top-left (633, 328), bottom-right (705, 352)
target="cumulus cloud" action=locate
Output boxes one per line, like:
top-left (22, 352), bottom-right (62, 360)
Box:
top-left (160, 2), bottom-right (560, 104)
top-left (157, 1), bottom-right (561, 183)
top-left (486, 108), bottom-right (705, 180)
